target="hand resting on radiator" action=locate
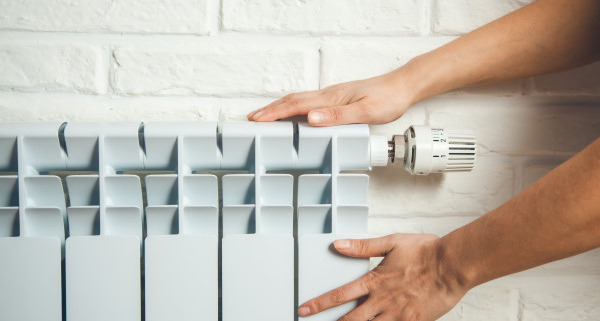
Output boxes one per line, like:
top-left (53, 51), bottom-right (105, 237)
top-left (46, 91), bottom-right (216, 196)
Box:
top-left (248, 0), bottom-right (600, 128)
top-left (246, 73), bottom-right (414, 127)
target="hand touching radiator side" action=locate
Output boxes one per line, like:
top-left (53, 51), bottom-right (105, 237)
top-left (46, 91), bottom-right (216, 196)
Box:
top-left (298, 137), bottom-right (600, 321)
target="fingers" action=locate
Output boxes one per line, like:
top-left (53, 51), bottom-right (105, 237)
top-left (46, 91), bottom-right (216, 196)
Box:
top-left (306, 101), bottom-right (369, 126)
top-left (247, 91), bottom-right (324, 121)
top-left (247, 91), bottom-right (372, 126)
top-left (246, 97), bottom-right (285, 120)
top-left (334, 235), bottom-right (397, 258)
top-left (336, 298), bottom-right (381, 321)
top-left (298, 273), bottom-right (373, 317)
top-left (369, 312), bottom-right (395, 321)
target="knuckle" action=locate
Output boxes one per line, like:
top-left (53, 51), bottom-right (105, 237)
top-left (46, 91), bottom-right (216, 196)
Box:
top-left (282, 93), bottom-right (296, 102)
top-left (331, 288), bottom-right (348, 304)
top-left (324, 89), bottom-right (342, 102)
top-left (323, 83), bottom-right (340, 92)
top-left (324, 106), bottom-right (343, 122)
top-left (357, 239), bottom-right (370, 255)
top-left (389, 233), bottom-right (403, 243)
top-left (337, 315), bottom-right (352, 321)
top-left (402, 309), bottom-right (423, 321)
top-left (377, 290), bottom-right (393, 305)
top-left (362, 271), bottom-right (381, 291)
top-left (286, 98), bottom-right (303, 112)
top-left (307, 300), bottom-right (322, 314)
top-left (287, 97), bottom-right (300, 107)
top-left (364, 270), bottom-right (381, 284)
top-left (355, 102), bottom-right (372, 122)
top-left (425, 233), bottom-right (440, 241)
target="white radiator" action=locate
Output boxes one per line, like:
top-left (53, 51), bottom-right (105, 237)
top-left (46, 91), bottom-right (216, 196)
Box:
top-left (0, 121), bottom-right (371, 321)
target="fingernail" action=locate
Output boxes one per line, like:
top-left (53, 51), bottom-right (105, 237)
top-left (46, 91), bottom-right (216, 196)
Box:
top-left (253, 110), bottom-right (265, 120)
top-left (335, 240), bottom-right (350, 250)
top-left (298, 306), bottom-right (310, 316)
top-left (308, 111), bottom-right (324, 124)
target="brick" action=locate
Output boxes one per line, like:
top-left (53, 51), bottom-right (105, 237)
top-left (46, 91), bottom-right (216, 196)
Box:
top-left (532, 61), bottom-right (600, 95)
top-left (432, 0), bottom-right (533, 35)
top-left (519, 160), bottom-right (564, 192)
top-left (368, 156), bottom-right (515, 217)
top-left (320, 39), bottom-right (523, 94)
top-left (0, 0), bottom-right (211, 34)
top-left (0, 44), bottom-right (103, 94)
top-left (521, 286), bottom-right (600, 320)
top-left (222, 0), bottom-right (420, 35)
top-left (425, 96), bottom-right (600, 155)
top-left (440, 289), bottom-right (516, 321)
top-left (0, 92), bottom-right (269, 122)
top-left (512, 249), bottom-right (600, 277)
top-left (321, 39), bottom-right (451, 87)
top-left (369, 216), bottom-right (477, 236)
top-left (111, 45), bottom-right (319, 96)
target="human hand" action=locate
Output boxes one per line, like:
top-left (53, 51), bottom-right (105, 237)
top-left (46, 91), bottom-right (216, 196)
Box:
top-left (247, 71), bottom-right (417, 126)
top-left (298, 234), bottom-right (469, 321)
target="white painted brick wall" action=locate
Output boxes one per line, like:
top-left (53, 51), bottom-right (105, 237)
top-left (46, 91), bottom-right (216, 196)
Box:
top-left (222, 0), bottom-right (420, 35)
top-left (0, 0), bottom-right (213, 34)
top-left (432, 0), bottom-right (535, 35)
top-left (112, 44), bottom-right (319, 96)
top-left (0, 43), bottom-right (104, 93)
top-left (440, 289), bottom-right (518, 321)
top-left (532, 62), bottom-right (600, 94)
top-left (320, 38), bottom-right (453, 86)
top-left (0, 0), bottom-right (599, 320)
top-left (368, 156), bottom-right (516, 217)
top-left (521, 289), bottom-right (600, 320)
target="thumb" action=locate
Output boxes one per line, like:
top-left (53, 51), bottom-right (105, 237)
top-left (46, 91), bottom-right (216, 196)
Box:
top-left (334, 236), bottom-right (396, 258)
top-left (307, 101), bottom-right (367, 126)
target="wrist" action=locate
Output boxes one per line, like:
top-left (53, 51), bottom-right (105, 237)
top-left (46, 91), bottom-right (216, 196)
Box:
top-left (386, 54), bottom-right (439, 107)
top-left (434, 235), bottom-right (479, 294)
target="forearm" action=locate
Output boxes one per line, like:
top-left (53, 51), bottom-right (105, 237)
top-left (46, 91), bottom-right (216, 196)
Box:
top-left (440, 137), bottom-right (600, 290)
top-left (398, 0), bottom-right (600, 105)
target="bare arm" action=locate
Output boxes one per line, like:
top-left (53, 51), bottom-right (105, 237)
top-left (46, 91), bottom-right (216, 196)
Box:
top-left (248, 0), bottom-right (600, 126)
top-left (409, 0), bottom-right (600, 102)
top-left (298, 137), bottom-right (600, 320)
top-left (442, 137), bottom-right (600, 288)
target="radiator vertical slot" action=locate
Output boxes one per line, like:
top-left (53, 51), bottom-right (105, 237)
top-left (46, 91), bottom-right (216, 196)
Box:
top-left (180, 174), bottom-right (218, 235)
top-left (66, 123), bottom-right (143, 321)
top-left (297, 123), bottom-right (370, 321)
top-left (222, 122), bottom-right (295, 321)
top-left (0, 123), bottom-right (66, 321)
top-left (144, 123), bottom-right (219, 321)
top-left (0, 175), bottom-right (19, 237)
top-left (145, 174), bottom-right (178, 236)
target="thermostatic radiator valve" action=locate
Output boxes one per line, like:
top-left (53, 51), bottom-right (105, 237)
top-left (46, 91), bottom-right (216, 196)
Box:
top-left (370, 125), bottom-right (476, 175)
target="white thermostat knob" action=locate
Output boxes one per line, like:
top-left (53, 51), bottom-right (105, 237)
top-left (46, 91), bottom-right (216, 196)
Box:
top-left (369, 125), bottom-right (476, 175)
top-left (404, 126), bottom-right (476, 175)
